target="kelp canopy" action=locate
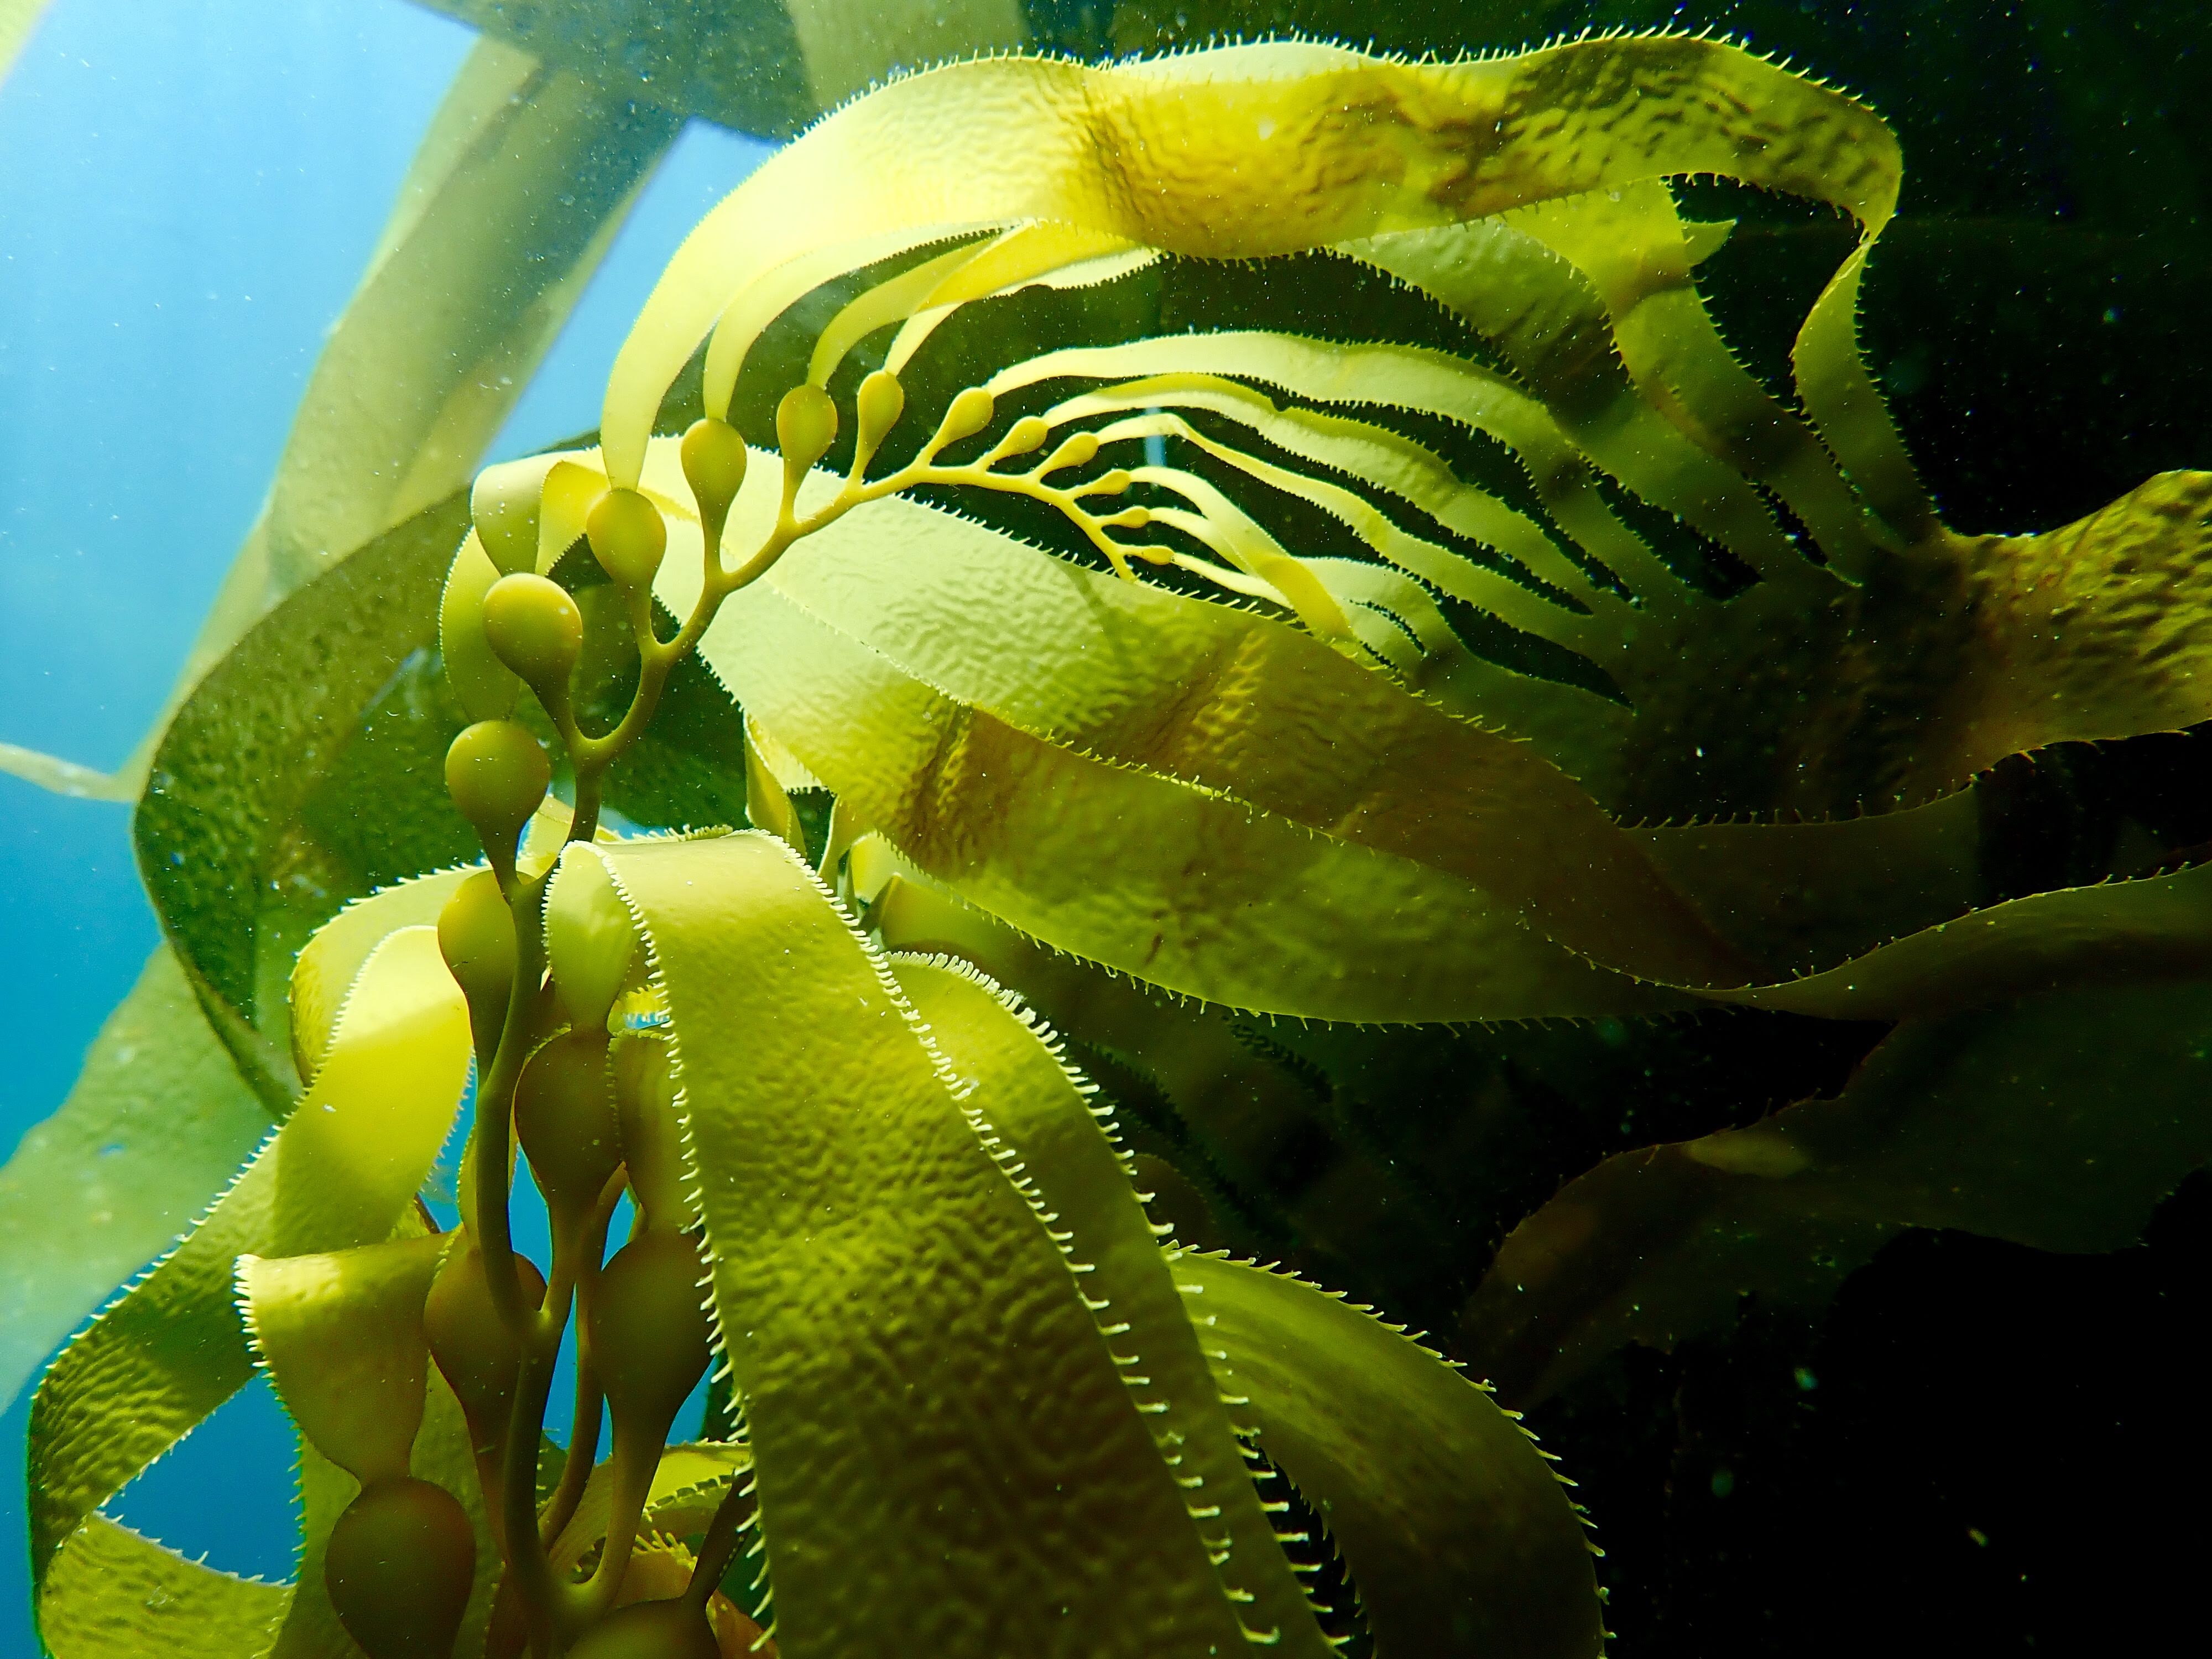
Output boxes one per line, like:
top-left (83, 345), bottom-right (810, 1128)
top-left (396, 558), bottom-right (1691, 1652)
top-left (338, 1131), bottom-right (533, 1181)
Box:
top-left (3, 8), bottom-right (2209, 1659)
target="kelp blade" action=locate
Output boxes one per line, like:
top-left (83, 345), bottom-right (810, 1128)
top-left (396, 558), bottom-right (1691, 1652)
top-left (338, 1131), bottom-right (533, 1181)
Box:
top-left (603, 35), bottom-right (1903, 485)
top-left (889, 954), bottom-right (1332, 1655)
top-left (594, 833), bottom-right (1264, 1657)
top-left (29, 927), bottom-right (468, 1644)
top-left (37, 1516), bottom-right (285, 1659)
top-left (238, 1234), bottom-right (447, 1487)
top-left (1177, 1254), bottom-right (1604, 1659)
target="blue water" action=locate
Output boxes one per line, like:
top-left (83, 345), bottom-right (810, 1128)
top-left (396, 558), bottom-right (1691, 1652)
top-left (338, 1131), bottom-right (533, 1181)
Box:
top-left (0, 2), bottom-right (768, 1647)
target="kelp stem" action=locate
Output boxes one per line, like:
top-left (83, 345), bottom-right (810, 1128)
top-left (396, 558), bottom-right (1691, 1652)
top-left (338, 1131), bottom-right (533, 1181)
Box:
top-left (538, 1177), bottom-right (623, 1549)
top-left (475, 870), bottom-right (551, 1326)
top-left (500, 1321), bottom-right (566, 1656)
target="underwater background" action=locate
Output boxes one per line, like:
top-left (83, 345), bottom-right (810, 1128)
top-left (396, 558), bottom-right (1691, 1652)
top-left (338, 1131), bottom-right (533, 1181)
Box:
top-left (2, 1), bottom-right (2207, 1653)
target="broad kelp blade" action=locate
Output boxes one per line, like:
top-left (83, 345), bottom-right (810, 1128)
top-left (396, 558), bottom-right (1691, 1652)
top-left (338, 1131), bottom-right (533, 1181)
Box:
top-left (0, 945), bottom-right (269, 1412)
top-left (1908, 471), bottom-right (2212, 787)
top-left (1, 38), bottom-right (676, 802)
top-left (28, 928), bottom-right (469, 1636)
top-left (134, 491), bottom-right (478, 1078)
top-left (727, 481), bottom-right (1745, 986)
top-left (888, 954), bottom-right (1333, 1657)
top-left (633, 440), bottom-right (1748, 1004)
top-left (867, 857), bottom-right (1474, 1288)
top-left (1627, 787), bottom-right (1982, 975)
top-left (1460, 979), bottom-right (2212, 1406)
top-left (36, 1516), bottom-right (286, 1659)
top-left (592, 833), bottom-right (1262, 1658)
top-left (719, 582), bottom-right (1678, 1020)
top-left (600, 35), bottom-right (1915, 487)
top-left (1175, 1254), bottom-right (1605, 1659)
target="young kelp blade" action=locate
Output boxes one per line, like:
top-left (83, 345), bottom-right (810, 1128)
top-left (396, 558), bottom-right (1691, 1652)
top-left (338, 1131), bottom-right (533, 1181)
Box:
top-left (591, 833), bottom-right (1279, 1657)
top-left (886, 954), bottom-right (1332, 1656)
top-left (0, 945), bottom-right (269, 1411)
top-left (599, 35), bottom-right (1904, 489)
top-left (1460, 978), bottom-right (2212, 1407)
top-left (28, 928), bottom-right (470, 1645)
top-left (1177, 1254), bottom-right (1605, 1659)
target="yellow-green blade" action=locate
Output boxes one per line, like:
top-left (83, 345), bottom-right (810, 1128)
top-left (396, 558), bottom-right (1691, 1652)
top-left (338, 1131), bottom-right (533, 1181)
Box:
top-left (29, 927), bottom-right (469, 1630)
top-left (654, 447), bottom-right (1751, 997)
top-left (134, 492), bottom-right (478, 1056)
top-left (594, 833), bottom-right (1263, 1657)
top-left (289, 868), bottom-right (476, 1083)
top-left (713, 581), bottom-right (1683, 1021)
top-left (889, 953), bottom-right (1333, 1656)
top-left (1177, 1254), bottom-right (1605, 1659)
top-left (603, 35), bottom-right (1908, 486)
top-left (238, 1234), bottom-right (447, 1488)
top-left (36, 1516), bottom-right (287, 1659)
top-left (1719, 857), bottom-right (2212, 1020)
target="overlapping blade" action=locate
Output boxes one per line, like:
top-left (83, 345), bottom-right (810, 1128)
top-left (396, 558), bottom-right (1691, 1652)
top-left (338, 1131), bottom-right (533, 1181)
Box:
top-left (29, 928), bottom-right (469, 1646)
top-left (594, 832), bottom-right (1265, 1657)
top-left (890, 954), bottom-right (1333, 1655)
top-left (1177, 1254), bottom-right (1605, 1658)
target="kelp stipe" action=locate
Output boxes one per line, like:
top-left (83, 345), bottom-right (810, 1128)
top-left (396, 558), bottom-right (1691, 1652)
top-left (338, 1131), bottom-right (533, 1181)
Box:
top-left (13, 21), bottom-right (2210, 1659)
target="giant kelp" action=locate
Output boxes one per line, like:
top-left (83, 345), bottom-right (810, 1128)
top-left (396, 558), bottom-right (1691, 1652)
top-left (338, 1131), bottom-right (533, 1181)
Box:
top-left (6, 15), bottom-right (2211, 1659)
